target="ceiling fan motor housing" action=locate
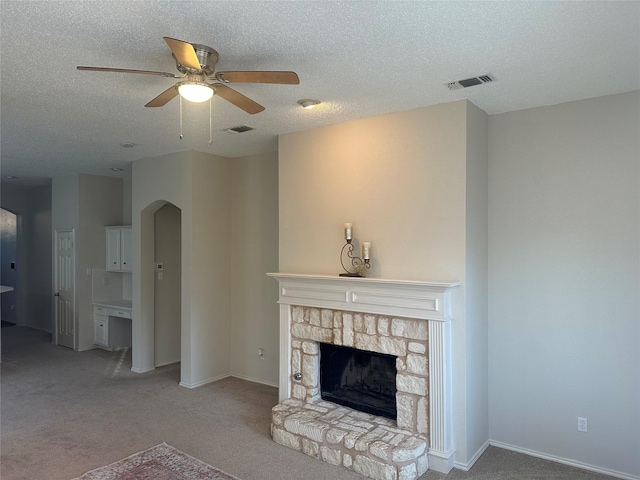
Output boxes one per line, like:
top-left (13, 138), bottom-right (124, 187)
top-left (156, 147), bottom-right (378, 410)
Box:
top-left (174, 43), bottom-right (219, 76)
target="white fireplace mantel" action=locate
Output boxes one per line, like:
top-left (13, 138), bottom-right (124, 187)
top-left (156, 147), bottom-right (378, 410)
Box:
top-left (268, 273), bottom-right (460, 473)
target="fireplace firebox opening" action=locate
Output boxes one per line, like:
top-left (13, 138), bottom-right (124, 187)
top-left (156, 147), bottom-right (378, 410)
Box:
top-left (319, 342), bottom-right (397, 420)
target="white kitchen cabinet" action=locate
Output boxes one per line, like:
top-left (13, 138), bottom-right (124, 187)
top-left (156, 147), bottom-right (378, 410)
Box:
top-left (106, 226), bottom-right (132, 272)
top-left (93, 303), bottom-right (132, 350)
top-left (94, 306), bottom-right (109, 348)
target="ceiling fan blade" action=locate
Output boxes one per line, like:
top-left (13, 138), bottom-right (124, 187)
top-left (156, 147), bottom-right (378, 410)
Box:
top-left (145, 86), bottom-right (179, 107)
top-left (77, 66), bottom-right (178, 78)
top-left (212, 84), bottom-right (265, 114)
top-left (215, 71), bottom-right (300, 84)
top-left (163, 37), bottom-right (201, 71)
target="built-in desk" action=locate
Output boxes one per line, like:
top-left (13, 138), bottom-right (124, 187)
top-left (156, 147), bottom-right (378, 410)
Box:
top-left (93, 300), bottom-right (132, 351)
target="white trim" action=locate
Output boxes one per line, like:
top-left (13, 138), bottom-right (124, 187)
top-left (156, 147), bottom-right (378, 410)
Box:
top-left (490, 441), bottom-right (640, 480)
top-left (453, 439), bottom-right (490, 471)
top-left (130, 366), bottom-right (155, 374)
top-left (179, 372), bottom-right (230, 389)
top-left (229, 373), bottom-right (278, 388)
top-left (268, 272), bottom-right (460, 475)
top-left (267, 273), bottom-right (459, 321)
top-left (428, 448), bottom-right (456, 473)
top-left (154, 359), bottom-right (180, 368)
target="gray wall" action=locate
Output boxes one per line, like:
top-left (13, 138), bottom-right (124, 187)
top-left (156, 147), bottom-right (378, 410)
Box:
top-left (488, 91), bottom-right (639, 477)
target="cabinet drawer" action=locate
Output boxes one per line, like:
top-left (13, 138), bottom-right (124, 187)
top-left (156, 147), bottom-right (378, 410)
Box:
top-left (108, 308), bottom-right (131, 319)
top-left (94, 306), bottom-right (108, 315)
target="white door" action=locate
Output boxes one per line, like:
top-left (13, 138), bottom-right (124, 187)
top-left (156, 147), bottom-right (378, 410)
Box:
top-left (55, 230), bottom-right (75, 349)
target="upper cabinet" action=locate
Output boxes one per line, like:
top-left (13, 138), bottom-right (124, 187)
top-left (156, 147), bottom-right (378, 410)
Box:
top-left (106, 226), bottom-right (132, 272)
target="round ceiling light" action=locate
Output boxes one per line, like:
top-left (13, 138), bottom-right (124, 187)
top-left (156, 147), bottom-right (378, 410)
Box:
top-left (178, 82), bottom-right (214, 103)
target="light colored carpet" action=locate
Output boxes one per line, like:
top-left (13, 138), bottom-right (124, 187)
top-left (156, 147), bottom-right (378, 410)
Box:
top-left (1, 327), bottom-right (616, 480)
top-left (72, 442), bottom-right (239, 480)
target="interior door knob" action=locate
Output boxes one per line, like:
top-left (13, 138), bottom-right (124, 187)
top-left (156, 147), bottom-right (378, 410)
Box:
top-left (54, 292), bottom-right (60, 296)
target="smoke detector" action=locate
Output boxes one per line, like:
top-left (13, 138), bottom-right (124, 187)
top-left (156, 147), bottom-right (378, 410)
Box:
top-left (446, 74), bottom-right (495, 90)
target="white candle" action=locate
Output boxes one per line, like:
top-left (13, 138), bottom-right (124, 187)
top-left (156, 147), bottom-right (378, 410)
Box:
top-left (344, 223), bottom-right (353, 241)
top-left (362, 242), bottom-right (371, 260)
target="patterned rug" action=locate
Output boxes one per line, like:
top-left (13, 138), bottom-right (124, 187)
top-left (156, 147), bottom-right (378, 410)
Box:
top-left (72, 443), bottom-right (240, 480)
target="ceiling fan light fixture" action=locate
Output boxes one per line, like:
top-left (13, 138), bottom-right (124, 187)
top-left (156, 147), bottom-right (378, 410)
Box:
top-left (298, 99), bottom-right (320, 109)
top-left (178, 82), bottom-right (214, 103)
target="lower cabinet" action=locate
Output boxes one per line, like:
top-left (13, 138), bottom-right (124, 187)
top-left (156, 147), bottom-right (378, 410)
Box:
top-left (93, 304), bottom-right (131, 350)
top-left (94, 313), bottom-right (109, 348)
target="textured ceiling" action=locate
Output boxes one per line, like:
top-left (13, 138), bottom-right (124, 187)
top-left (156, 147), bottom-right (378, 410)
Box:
top-left (1, 1), bottom-right (639, 187)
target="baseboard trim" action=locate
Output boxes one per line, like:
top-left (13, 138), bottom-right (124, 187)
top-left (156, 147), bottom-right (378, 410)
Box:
top-left (229, 372), bottom-right (278, 388)
top-left (490, 440), bottom-right (640, 480)
top-left (179, 373), bottom-right (232, 389)
top-left (131, 366), bottom-right (155, 374)
top-left (180, 373), bottom-right (279, 389)
top-left (454, 439), bottom-right (490, 471)
top-left (154, 359), bottom-right (180, 368)
top-left (427, 448), bottom-right (455, 473)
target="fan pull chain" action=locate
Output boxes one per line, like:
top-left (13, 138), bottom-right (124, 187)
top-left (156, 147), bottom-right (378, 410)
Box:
top-left (179, 95), bottom-right (184, 140)
top-left (209, 97), bottom-right (213, 145)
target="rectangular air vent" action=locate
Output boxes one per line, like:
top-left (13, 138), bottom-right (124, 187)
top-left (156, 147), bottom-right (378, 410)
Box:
top-left (446, 73), bottom-right (495, 90)
top-left (225, 125), bottom-right (254, 134)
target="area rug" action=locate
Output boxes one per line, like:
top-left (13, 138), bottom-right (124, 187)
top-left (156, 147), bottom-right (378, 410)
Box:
top-left (72, 442), bottom-right (240, 480)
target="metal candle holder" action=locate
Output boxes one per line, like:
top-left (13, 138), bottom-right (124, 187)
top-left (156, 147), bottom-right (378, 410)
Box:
top-left (339, 239), bottom-right (371, 277)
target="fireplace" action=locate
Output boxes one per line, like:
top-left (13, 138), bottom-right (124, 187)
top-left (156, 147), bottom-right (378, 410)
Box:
top-left (268, 273), bottom-right (458, 479)
top-left (320, 343), bottom-right (397, 420)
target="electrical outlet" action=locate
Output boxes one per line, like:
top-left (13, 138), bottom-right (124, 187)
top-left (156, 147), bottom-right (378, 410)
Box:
top-left (258, 348), bottom-right (265, 359)
top-left (578, 417), bottom-right (588, 432)
top-left (103, 277), bottom-right (109, 285)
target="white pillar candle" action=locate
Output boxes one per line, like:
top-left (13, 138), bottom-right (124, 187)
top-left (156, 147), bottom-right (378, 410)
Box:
top-left (344, 223), bottom-right (353, 241)
top-left (362, 242), bottom-right (371, 260)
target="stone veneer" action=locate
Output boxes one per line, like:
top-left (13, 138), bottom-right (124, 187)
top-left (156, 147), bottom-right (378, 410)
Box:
top-left (270, 306), bottom-right (430, 480)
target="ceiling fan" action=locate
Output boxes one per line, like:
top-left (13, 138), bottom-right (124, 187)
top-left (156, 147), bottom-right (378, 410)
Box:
top-left (77, 37), bottom-right (300, 114)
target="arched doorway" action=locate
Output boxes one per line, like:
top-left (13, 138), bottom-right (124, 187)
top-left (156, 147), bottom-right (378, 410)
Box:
top-left (1, 208), bottom-right (18, 326)
top-left (134, 200), bottom-right (183, 381)
top-left (153, 203), bottom-right (181, 367)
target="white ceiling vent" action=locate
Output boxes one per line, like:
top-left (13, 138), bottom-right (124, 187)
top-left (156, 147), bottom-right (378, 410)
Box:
top-left (225, 125), bottom-right (254, 134)
top-left (446, 74), bottom-right (496, 91)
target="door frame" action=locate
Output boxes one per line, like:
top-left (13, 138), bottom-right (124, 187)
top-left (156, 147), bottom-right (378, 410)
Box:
top-left (54, 229), bottom-right (76, 349)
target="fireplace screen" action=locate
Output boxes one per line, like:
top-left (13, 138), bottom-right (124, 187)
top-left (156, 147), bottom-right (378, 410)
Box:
top-left (319, 343), bottom-right (397, 420)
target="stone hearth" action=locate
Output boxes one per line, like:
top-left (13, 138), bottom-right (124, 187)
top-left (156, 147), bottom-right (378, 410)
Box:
top-left (268, 274), bottom-right (459, 477)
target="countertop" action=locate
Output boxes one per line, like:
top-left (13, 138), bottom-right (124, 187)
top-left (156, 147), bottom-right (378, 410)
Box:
top-left (93, 299), bottom-right (132, 310)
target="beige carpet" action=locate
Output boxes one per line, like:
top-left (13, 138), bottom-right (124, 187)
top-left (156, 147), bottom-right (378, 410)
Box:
top-left (1, 327), bottom-right (617, 480)
top-left (72, 442), bottom-right (239, 480)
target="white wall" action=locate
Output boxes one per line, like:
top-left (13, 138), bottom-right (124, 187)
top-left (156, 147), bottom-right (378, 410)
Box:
top-left (464, 102), bottom-right (489, 462)
top-left (230, 152), bottom-right (280, 386)
top-left (488, 91), bottom-right (640, 477)
top-left (132, 151), bottom-right (192, 376)
top-left (77, 175), bottom-right (123, 350)
top-left (278, 100), bottom-right (487, 467)
top-left (132, 151), bottom-right (232, 387)
top-left (52, 174), bottom-right (123, 350)
top-left (279, 101), bottom-right (467, 282)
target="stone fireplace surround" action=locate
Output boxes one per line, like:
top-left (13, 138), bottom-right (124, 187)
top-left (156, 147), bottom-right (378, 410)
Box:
top-left (268, 274), bottom-right (459, 478)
